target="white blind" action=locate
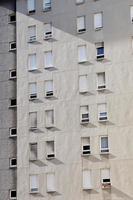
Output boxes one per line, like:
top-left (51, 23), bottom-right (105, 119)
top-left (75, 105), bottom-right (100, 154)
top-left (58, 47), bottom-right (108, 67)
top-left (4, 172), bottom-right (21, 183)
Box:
top-left (79, 75), bottom-right (88, 92)
top-left (80, 105), bottom-right (88, 115)
top-left (30, 143), bottom-right (37, 160)
top-left (83, 170), bottom-right (92, 189)
top-left (28, 0), bottom-right (35, 11)
top-left (101, 136), bottom-right (108, 149)
top-left (45, 80), bottom-right (53, 92)
top-left (44, 23), bottom-right (52, 34)
top-left (97, 72), bottom-right (105, 86)
top-left (98, 103), bottom-right (106, 113)
top-left (82, 137), bottom-right (90, 145)
top-left (77, 16), bottom-right (85, 31)
top-left (131, 6), bottom-right (133, 21)
top-left (101, 169), bottom-right (110, 180)
top-left (78, 45), bottom-right (87, 62)
top-left (28, 54), bottom-right (37, 70)
top-left (28, 26), bottom-right (36, 38)
top-left (29, 83), bottom-right (37, 94)
top-left (44, 51), bottom-right (53, 68)
top-left (45, 110), bottom-right (54, 125)
top-left (94, 13), bottom-right (102, 29)
top-left (47, 173), bottom-right (56, 192)
top-left (46, 141), bottom-right (54, 154)
top-left (30, 175), bottom-right (38, 190)
top-left (29, 112), bottom-right (37, 128)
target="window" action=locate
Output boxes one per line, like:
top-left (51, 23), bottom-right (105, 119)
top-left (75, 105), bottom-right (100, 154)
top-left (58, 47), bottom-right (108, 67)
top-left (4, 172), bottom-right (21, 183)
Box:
top-left (9, 158), bottom-right (17, 168)
top-left (101, 169), bottom-right (111, 189)
top-left (45, 80), bottom-right (54, 97)
top-left (78, 45), bottom-right (87, 63)
top-left (80, 105), bottom-right (89, 124)
top-left (46, 141), bottom-right (55, 159)
top-left (9, 14), bottom-right (16, 23)
top-left (9, 69), bottom-right (16, 79)
top-left (130, 6), bottom-right (133, 23)
top-left (9, 128), bottom-right (17, 137)
top-left (28, 25), bottom-right (36, 42)
top-left (28, 54), bottom-right (37, 71)
top-left (82, 170), bottom-right (92, 190)
top-left (9, 42), bottom-right (16, 51)
top-left (79, 75), bottom-right (88, 93)
top-left (29, 82), bottom-right (37, 99)
top-left (98, 103), bottom-right (108, 121)
top-left (43, 0), bottom-right (51, 11)
top-left (100, 136), bottom-right (109, 154)
top-left (30, 143), bottom-right (37, 161)
top-left (97, 72), bottom-right (106, 90)
top-left (27, 0), bottom-right (35, 13)
top-left (45, 110), bottom-right (54, 128)
top-left (29, 112), bottom-right (37, 129)
top-left (30, 175), bottom-right (39, 193)
top-left (44, 23), bottom-right (52, 39)
top-left (77, 16), bottom-right (86, 33)
top-left (10, 99), bottom-right (17, 107)
top-left (96, 42), bottom-right (104, 60)
top-left (82, 137), bottom-right (91, 156)
top-left (44, 51), bottom-right (53, 69)
top-left (94, 12), bottom-right (103, 30)
top-left (46, 173), bottom-right (56, 193)
top-left (76, 0), bottom-right (85, 5)
top-left (9, 190), bottom-right (16, 200)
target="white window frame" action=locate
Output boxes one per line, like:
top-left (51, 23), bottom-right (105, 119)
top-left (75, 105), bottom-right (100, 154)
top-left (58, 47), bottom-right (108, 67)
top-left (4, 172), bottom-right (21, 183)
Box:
top-left (100, 136), bottom-right (109, 154)
top-left (77, 16), bottom-right (86, 33)
top-left (44, 51), bottom-right (54, 69)
top-left (9, 127), bottom-right (17, 137)
top-left (29, 175), bottom-right (39, 193)
top-left (79, 75), bottom-right (88, 93)
top-left (28, 53), bottom-right (37, 71)
top-left (98, 103), bottom-right (108, 122)
top-left (46, 141), bottom-right (55, 159)
top-left (29, 82), bottom-right (37, 100)
top-left (8, 13), bottom-right (16, 23)
top-left (27, 0), bottom-right (36, 13)
top-left (80, 105), bottom-right (89, 124)
top-left (44, 23), bottom-right (53, 40)
top-left (82, 170), bottom-right (92, 190)
top-left (94, 12), bottom-right (103, 30)
top-left (45, 109), bottom-right (55, 128)
top-left (28, 25), bottom-right (36, 42)
top-left (46, 172), bottom-right (56, 193)
top-left (9, 158), bottom-right (17, 168)
top-left (9, 42), bottom-right (16, 51)
top-left (43, 0), bottom-right (52, 11)
top-left (9, 189), bottom-right (17, 200)
top-left (9, 69), bottom-right (16, 80)
top-left (82, 137), bottom-right (91, 156)
top-left (9, 98), bottom-right (17, 108)
top-left (45, 80), bottom-right (54, 98)
top-left (101, 168), bottom-right (111, 189)
top-left (97, 72), bottom-right (106, 91)
top-left (130, 6), bottom-right (133, 23)
top-left (78, 45), bottom-right (87, 63)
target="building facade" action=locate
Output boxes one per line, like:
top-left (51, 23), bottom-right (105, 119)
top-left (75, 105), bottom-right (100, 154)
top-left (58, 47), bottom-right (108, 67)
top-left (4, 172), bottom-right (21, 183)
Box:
top-left (0, 1), bottom-right (17, 200)
top-left (1, 0), bottom-right (133, 199)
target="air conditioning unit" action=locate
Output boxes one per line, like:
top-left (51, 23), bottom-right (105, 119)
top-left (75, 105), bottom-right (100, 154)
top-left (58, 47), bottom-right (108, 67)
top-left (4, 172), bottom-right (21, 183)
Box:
top-left (97, 54), bottom-right (104, 60)
top-left (30, 187), bottom-right (39, 193)
top-left (46, 153), bottom-right (55, 159)
top-left (81, 113), bottom-right (89, 124)
top-left (29, 36), bottom-right (36, 43)
top-left (102, 180), bottom-right (111, 189)
top-left (77, 28), bottom-right (86, 33)
top-left (100, 148), bottom-right (109, 154)
top-left (97, 84), bottom-right (106, 90)
top-left (82, 145), bottom-right (91, 156)
top-left (45, 91), bottom-right (53, 98)
top-left (29, 93), bottom-right (37, 100)
top-left (44, 32), bottom-right (52, 40)
top-left (99, 112), bottom-right (108, 121)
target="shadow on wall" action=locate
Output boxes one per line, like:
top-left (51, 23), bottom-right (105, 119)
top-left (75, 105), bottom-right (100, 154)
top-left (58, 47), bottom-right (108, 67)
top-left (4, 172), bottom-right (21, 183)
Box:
top-left (0, 0), bottom-right (129, 44)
